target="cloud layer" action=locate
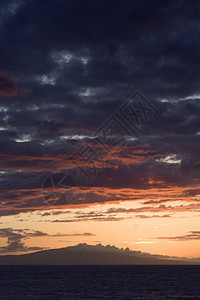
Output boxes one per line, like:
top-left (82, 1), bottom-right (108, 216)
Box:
top-left (0, 0), bottom-right (199, 219)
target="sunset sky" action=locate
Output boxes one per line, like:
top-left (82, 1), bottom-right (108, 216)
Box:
top-left (0, 0), bottom-right (200, 259)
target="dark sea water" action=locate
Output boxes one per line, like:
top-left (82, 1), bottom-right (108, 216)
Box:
top-left (1, 265), bottom-right (200, 299)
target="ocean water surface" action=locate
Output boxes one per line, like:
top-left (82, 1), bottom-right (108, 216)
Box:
top-left (1, 265), bottom-right (200, 299)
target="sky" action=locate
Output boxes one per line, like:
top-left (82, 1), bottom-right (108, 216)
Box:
top-left (0, 0), bottom-right (200, 259)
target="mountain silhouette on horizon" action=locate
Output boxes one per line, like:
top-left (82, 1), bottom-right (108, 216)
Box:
top-left (0, 243), bottom-right (197, 265)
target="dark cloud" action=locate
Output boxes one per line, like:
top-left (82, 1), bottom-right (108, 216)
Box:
top-left (41, 208), bottom-right (172, 223)
top-left (157, 231), bottom-right (200, 241)
top-left (50, 217), bottom-right (126, 223)
top-left (0, 0), bottom-right (199, 216)
top-left (0, 228), bottom-right (96, 253)
top-left (0, 70), bottom-right (18, 98)
top-left (0, 228), bottom-right (44, 253)
top-left (52, 232), bottom-right (95, 237)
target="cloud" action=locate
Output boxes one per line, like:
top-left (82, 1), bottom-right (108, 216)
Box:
top-left (157, 231), bottom-right (200, 241)
top-left (1, 181), bottom-right (200, 218)
top-left (41, 208), bottom-right (172, 223)
top-left (135, 214), bottom-right (171, 219)
top-left (0, 70), bottom-right (18, 98)
top-left (0, 0), bottom-right (199, 219)
top-left (0, 228), bottom-right (96, 253)
top-left (50, 217), bottom-right (126, 223)
top-left (52, 232), bottom-right (95, 237)
top-left (0, 228), bottom-right (44, 253)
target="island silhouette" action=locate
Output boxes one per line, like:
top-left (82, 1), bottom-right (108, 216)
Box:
top-left (0, 243), bottom-right (197, 265)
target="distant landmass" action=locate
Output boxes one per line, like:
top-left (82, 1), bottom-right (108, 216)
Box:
top-left (0, 243), bottom-right (198, 265)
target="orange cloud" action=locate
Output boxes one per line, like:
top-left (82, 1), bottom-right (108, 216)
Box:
top-left (1, 182), bottom-right (200, 218)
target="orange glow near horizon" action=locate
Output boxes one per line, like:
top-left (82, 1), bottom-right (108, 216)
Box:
top-left (1, 193), bottom-right (200, 259)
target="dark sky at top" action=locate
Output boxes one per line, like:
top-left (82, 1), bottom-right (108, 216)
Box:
top-left (0, 0), bottom-right (200, 217)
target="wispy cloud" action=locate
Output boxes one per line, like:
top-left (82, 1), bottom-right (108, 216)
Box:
top-left (157, 231), bottom-right (200, 241)
top-left (0, 228), bottom-right (95, 254)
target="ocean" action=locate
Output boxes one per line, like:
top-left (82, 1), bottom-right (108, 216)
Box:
top-left (0, 265), bottom-right (200, 299)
